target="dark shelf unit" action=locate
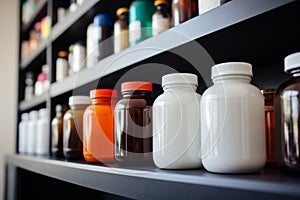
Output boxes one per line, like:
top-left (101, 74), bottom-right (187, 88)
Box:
top-left (9, 0), bottom-right (300, 199)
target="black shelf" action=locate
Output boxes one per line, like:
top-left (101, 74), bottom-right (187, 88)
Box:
top-left (6, 155), bottom-right (300, 200)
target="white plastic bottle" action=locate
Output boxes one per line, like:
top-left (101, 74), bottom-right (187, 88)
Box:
top-left (153, 73), bottom-right (202, 169)
top-left (201, 62), bottom-right (266, 173)
top-left (27, 110), bottom-right (39, 154)
top-left (18, 113), bottom-right (29, 154)
top-left (36, 108), bottom-right (50, 156)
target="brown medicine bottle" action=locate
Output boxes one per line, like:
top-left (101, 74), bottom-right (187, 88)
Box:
top-left (262, 89), bottom-right (276, 164)
top-left (83, 89), bottom-right (117, 163)
top-left (63, 96), bottom-right (91, 160)
top-left (172, 0), bottom-right (198, 26)
top-left (114, 81), bottom-right (154, 166)
top-left (51, 104), bottom-right (68, 158)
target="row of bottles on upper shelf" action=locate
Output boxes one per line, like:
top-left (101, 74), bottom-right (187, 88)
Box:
top-left (18, 52), bottom-right (300, 174)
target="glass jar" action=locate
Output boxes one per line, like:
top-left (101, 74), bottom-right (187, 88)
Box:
top-left (152, 0), bottom-right (171, 36)
top-left (63, 96), bottom-right (91, 160)
top-left (153, 73), bottom-right (202, 169)
top-left (51, 104), bottom-right (68, 158)
top-left (114, 81), bottom-right (154, 166)
top-left (83, 89), bottom-right (117, 163)
top-left (201, 62), bottom-right (266, 173)
top-left (262, 89), bottom-right (276, 164)
top-left (172, 0), bottom-right (198, 26)
top-left (114, 8), bottom-right (129, 54)
top-left (275, 52), bottom-right (300, 171)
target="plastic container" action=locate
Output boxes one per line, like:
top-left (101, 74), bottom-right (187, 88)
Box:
top-left (153, 73), bottom-right (202, 169)
top-left (24, 72), bottom-right (35, 100)
top-left (129, 0), bottom-right (155, 46)
top-left (27, 110), bottom-right (39, 155)
top-left (83, 89), bottom-right (118, 163)
top-left (51, 104), bottom-right (68, 158)
top-left (198, 0), bottom-right (230, 15)
top-left (72, 41), bottom-right (86, 73)
top-left (18, 113), bottom-right (29, 154)
top-left (36, 108), bottom-right (50, 156)
top-left (86, 13), bottom-right (113, 68)
top-left (275, 52), bottom-right (300, 171)
top-left (35, 64), bottom-right (49, 96)
top-left (114, 81), bottom-right (154, 166)
top-left (172, 0), bottom-right (197, 26)
top-left (114, 8), bottom-right (129, 54)
top-left (201, 62), bottom-right (266, 173)
top-left (152, 0), bottom-right (171, 36)
top-left (63, 96), bottom-right (91, 160)
top-left (56, 51), bottom-right (69, 82)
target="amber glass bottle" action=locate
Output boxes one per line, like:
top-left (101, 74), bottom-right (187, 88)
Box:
top-left (114, 81), bottom-right (154, 166)
top-left (172, 0), bottom-right (198, 26)
top-left (51, 104), bottom-right (68, 158)
top-left (63, 96), bottom-right (91, 160)
top-left (83, 89), bottom-right (117, 163)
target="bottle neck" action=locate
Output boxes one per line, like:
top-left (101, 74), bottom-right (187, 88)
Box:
top-left (122, 91), bottom-right (152, 99)
top-left (163, 83), bottom-right (197, 92)
top-left (92, 98), bottom-right (116, 105)
top-left (287, 68), bottom-right (300, 78)
top-left (157, 3), bottom-right (168, 11)
top-left (119, 13), bottom-right (128, 22)
top-left (213, 75), bottom-right (251, 84)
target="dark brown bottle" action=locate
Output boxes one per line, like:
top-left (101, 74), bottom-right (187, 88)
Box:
top-left (172, 0), bottom-right (198, 26)
top-left (114, 82), bottom-right (154, 166)
top-left (63, 96), bottom-right (91, 160)
top-left (51, 104), bottom-right (67, 158)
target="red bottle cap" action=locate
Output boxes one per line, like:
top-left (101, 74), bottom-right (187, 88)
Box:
top-left (90, 89), bottom-right (118, 99)
top-left (121, 81), bottom-right (153, 92)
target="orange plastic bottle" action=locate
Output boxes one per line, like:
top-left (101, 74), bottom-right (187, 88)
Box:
top-left (83, 89), bottom-right (118, 163)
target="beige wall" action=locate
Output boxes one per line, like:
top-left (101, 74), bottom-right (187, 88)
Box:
top-left (0, 0), bottom-right (19, 199)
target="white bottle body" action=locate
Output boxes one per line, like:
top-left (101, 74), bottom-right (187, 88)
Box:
top-left (18, 115), bottom-right (29, 154)
top-left (26, 113), bottom-right (38, 154)
top-left (153, 84), bottom-right (202, 169)
top-left (56, 58), bottom-right (68, 82)
top-left (201, 76), bottom-right (266, 173)
top-left (36, 113), bottom-right (50, 156)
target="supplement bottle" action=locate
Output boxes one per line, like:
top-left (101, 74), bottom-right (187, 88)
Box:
top-left (27, 110), bottom-right (39, 155)
top-left (18, 113), bottom-right (29, 154)
top-left (24, 72), bottom-right (35, 100)
top-left (56, 51), bottom-right (69, 82)
top-left (83, 89), bottom-right (117, 163)
top-left (201, 62), bottom-right (266, 173)
top-left (51, 104), bottom-right (67, 158)
top-left (72, 41), bottom-right (86, 73)
top-left (114, 81), bottom-right (154, 166)
top-left (172, 0), bottom-right (198, 26)
top-left (114, 7), bottom-right (129, 54)
top-left (152, 0), bottom-right (171, 36)
top-left (36, 108), bottom-right (50, 156)
top-left (63, 96), bottom-right (91, 160)
top-left (129, 0), bottom-right (155, 46)
top-left (275, 52), bottom-right (300, 171)
top-left (153, 73), bottom-right (202, 169)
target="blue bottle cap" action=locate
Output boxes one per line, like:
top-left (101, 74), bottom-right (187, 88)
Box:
top-left (93, 13), bottom-right (114, 27)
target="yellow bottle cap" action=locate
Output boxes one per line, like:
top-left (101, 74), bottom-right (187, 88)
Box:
top-left (154, 0), bottom-right (168, 6)
top-left (116, 7), bottom-right (129, 17)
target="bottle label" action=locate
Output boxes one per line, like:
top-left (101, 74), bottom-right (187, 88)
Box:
top-left (152, 18), bottom-right (170, 36)
top-left (198, 0), bottom-right (221, 15)
top-left (129, 21), bottom-right (141, 43)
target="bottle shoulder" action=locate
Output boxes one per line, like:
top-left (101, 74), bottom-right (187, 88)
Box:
top-left (277, 77), bottom-right (300, 93)
top-left (154, 90), bottom-right (200, 106)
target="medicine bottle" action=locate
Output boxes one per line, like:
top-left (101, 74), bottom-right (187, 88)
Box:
top-left (51, 104), bottom-right (68, 158)
top-left (24, 72), bottom-right (35, 100)
top-left (201, 62), bottom-right (266, 173)
top-left (262, 89), bottom-right (276, 164)
top-left (18, 113), bottom-right (29, 154)
top-left (114, 81), bottom-right (154, 166)
top-left (275, 52), bottom-right (300, 171)
top-left (152, 0), bottom-right (171, 36)
top-left (114, 8), bottom-right (129, 54)
top-left (129, 0), bottom-right (155, 46)
top-left (35, 64), bottom-right (49, 96)
top-left (27, 110), bottom-right (39, 155)
top-left (83, 89), bottom-right (117, 163)
top-left (172, 0), bottom-right (198, 26)
top-left (63, 96), bottom-right (91, 160)
top-left (36, 108), bottom-right (50, 156)
top-left (153, 73), bottom-right (202, 169)
top-left (72, 41), bottom-right (86, 73)
top-left (56, 51), bottom-right (69, 82)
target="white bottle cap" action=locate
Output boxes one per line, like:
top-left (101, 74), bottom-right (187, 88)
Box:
top-left (162, 73), bottom-right (198, 87)
top-left (29, 111), bottom-right (39, 119)
top-left (39, 108), bottom-right (49, 118)
top-left (211, 62), bottom-right (253, 79)
top-left (68, 96), bottom-right (91, 106)
top-left (21, 113), bottom-right (29, 120)
top-left (284, 52), bottom-right (300, 72)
